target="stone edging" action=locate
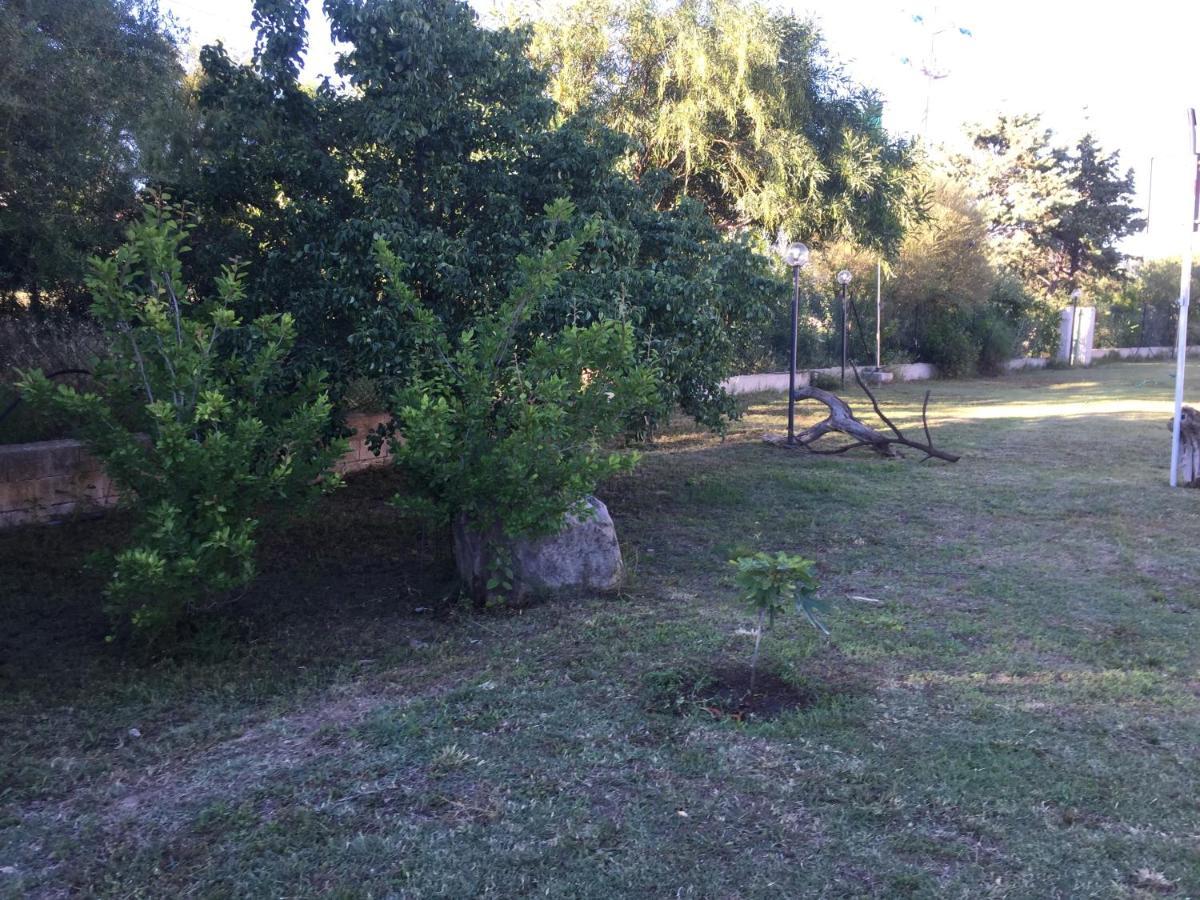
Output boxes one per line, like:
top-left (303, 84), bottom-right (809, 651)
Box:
top-left (0, 412), bottom-right (391, 530)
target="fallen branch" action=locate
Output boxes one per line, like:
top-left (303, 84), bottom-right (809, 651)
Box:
top-left (765, 363), bottom-right (960, 462)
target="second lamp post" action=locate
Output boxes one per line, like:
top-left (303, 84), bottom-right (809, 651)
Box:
top-left (837, 269), bottom-right (853, 387)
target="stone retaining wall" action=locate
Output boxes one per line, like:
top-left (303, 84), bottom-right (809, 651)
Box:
top-left (1090, 346), bottom-right (1200, 361)
top-left (0, 412), bottom-right (391, 529)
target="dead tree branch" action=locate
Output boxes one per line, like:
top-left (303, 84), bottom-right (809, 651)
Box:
top-left (766, 363), bottom-right (960, 462)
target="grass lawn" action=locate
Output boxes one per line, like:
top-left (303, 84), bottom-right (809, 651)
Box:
top-left (1, 361), bottom-right (1198, 898)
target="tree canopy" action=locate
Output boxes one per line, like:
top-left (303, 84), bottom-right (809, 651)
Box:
top-left (183, 0), bottom-right (776, 429)
top-left (527, 0), bottom-right (925, 251)
top-left (0, 0), bottom-right (188, 311)
top-left (957, 114), bottom-right (1143, 298)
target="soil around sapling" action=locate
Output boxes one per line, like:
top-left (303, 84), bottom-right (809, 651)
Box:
top-left (641, 658), bottom-right (862, 721)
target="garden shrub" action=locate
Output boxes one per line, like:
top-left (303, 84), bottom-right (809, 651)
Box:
top-left (974, 313), bottom-right (1017, 375)
top-left (920, 311), bottom-right (978, 377)
top-left (18, 204), bottom-right (345, 645)
top-left (376, 200), bottom-right (659, 561)
top-left (809, 371), bottom-right (843, 392)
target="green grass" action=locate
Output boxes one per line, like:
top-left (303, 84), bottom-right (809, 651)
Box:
top-left (2, 361), bottom-right (1199, 898)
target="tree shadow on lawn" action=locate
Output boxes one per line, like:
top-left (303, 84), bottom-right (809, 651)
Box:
top-left (0, 468), bottom-right (458, 690)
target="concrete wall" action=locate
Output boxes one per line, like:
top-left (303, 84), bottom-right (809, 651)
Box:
top-left (722, 363), bottom-right (935, 394)
top-left (1005, 357), bottom-right (1049, 371)
top-left (0, 412), bottom-right (392, 530)
top-left (721, 371), bottom-right (811, 395)
top-left (724, 347), bottom-right (1197, 397)
top-left (1090, 346), bottom-right (1200, 361)
top-left (0, 440), bottom-right (117, 529)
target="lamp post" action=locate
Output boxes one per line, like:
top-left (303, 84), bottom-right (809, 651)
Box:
top-left (1068, 287), bottom-right (1083, 366)
top-left (783, 241), bottom-right (810, 445)
top-left (837, 270), bottom-right (853, 387)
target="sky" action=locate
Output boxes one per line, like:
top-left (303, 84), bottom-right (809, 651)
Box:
top-left (160, 0), bottom-right (1199, 260)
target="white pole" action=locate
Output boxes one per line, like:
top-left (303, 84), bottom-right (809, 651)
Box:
top-left (1169, 108), bottom-right (1198, 487)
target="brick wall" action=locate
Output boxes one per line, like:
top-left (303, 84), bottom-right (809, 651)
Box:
top-left (0, 412), bottom-right (392, 530)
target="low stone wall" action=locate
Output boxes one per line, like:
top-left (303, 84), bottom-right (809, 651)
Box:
top-left (721, 371), bottom-right (812, 395)
top-left (1005, 356), bottom-right (1048, 371)
top-left (722, 362), bottom-right (936, 394)
top-left (724, 347), bottom-right (1198, 397)
top-left (1090, 346), bottom-right (1200, 361)
top-left (0, 412), bottom-right (391, 530)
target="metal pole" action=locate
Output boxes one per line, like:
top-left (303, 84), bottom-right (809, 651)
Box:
top-left (840, 283), bottom-right (848, 388)
top-left (875, 260), bottom-right (882, 369)
top-left (1169, 108), bottom-right (1199, 486)
top-left (788, 265), bottom-right (799, 445)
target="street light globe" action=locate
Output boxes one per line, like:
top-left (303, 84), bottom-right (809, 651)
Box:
top-left (1070, 288), bottom-right (1083, 300)
top-left (836, 269), bottom-right (853, 285)
top-left (783, 242), bottom-right (810, 268)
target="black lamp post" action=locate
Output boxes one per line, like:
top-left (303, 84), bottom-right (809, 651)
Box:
top-left (837, 269), bottom-right (853, 387)
top-left (783, 241), bottom-right (810, 444)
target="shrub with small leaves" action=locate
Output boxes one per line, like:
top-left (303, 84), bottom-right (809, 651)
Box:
top-left (376, 200), bottom-right (661, 602)
top-left (731, 551), bottom-right (827, 691)
top-left (18, 203), bottom-right (346, 645)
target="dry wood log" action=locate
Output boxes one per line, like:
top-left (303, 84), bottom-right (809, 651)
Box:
top-left (765, 365), bottom-right (960, 462)
top-left (1168, 405), bottom-right (1200, 487)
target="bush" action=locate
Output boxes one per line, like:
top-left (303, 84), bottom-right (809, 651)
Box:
top-left (809, 371), bottom-right (843, 392)
top-left (18, 205), bottom-right (345, 645)
top-left (974, 314), bottom-right (1017, 375)
top-left (919, 312), bottom-right (978, 377)
top-left (376, 201), bottom-right (660, 600)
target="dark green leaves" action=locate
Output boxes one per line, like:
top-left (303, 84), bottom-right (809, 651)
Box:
top-left (731, 551), bottom-right (827, 635)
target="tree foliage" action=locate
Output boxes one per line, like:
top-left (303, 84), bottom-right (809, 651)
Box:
top-left (957, 114), bottom-right (1143, 298)
top-left (18, 205), bottom-right (345, 644)
top-left (0, 0), bottom-right (188, 311)
top-left (1092, 259), bottom-right (1200, 349)
top-left (184, 0), bottom-right (775, 429)
top-left (377, 199), bottom-right (659, 539)
top-left (527, 0), bottom-right (925, 250)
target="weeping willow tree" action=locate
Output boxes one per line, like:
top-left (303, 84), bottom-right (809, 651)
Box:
top-left (528, 0), bottom-right (925, 252)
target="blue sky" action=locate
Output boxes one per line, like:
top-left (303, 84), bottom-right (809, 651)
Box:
top-left (161, 0), bottom-right (1198, 260)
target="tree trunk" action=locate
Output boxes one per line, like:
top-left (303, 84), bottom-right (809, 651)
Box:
top-left (1172, 406), bottom-right (1200, 487)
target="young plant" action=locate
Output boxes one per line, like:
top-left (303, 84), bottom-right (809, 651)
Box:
top-left (19, 202), bottom-right (346, 645)
top-left (374, 199), bottom-right (661, 602)
top-left (730, 551), bottom-right (827, 692)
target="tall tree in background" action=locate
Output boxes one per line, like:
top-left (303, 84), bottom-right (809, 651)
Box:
top-left (527, 0), bottom-right (925, 252)
top-left (0, 0), bottom-right (188, 312)
top-left (957, 114), bottom-right (1142, 298)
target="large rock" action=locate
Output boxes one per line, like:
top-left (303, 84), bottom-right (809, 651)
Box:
top-left (452, 496), bottom-right (624, 603)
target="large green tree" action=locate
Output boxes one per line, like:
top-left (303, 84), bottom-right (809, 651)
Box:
top-left (527, 0), bottom-right (925, 251)
top-left (185, 0), bottom-right (776, 429)
top-left (0, 0), bottom-right (188, 312)
top-left (957, 115), bottom-right (1143, 298)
